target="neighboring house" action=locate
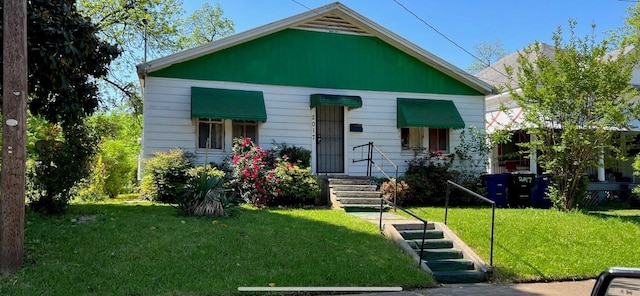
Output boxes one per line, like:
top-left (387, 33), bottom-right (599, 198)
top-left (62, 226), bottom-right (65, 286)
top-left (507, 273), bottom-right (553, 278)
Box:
top-left (136, 2), bottom-right (493, 177)
top-left (477, 43), bottom-right (640, 183)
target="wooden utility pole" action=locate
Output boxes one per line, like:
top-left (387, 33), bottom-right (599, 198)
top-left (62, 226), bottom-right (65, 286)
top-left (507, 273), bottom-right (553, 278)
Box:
top-left (1, 0), bottom-right (28, 274)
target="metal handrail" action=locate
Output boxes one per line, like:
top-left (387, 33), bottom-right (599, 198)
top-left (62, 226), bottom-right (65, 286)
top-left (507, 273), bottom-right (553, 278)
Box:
top-left (352, 142), bottom-right (399, 209)
top-left (445, 180), bottom-right (496, 267)
top-left (353, 142), bottom-right (429, 267)
top-left (379, 198), bottom-right (429, 268)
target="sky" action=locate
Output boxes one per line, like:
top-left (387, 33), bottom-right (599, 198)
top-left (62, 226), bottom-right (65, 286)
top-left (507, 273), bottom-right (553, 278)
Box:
top-left (183, 0), bottom-right (635, 71)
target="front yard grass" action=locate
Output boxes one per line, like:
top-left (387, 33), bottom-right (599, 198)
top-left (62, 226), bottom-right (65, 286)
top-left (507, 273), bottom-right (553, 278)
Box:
top-left (407, 206), bottom-right (640, 283)
top-left (0, 199), bottom-right (433, 296)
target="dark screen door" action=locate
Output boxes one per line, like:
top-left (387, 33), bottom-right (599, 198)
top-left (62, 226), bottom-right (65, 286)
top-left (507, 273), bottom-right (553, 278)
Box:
top-left (316, 105), bottom-right (344, 173)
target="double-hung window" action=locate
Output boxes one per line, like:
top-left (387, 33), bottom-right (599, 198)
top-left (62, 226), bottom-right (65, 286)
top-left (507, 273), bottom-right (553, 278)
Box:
top-left (401, 127), bottom-right (424, 151)
top-left (197, 119), bottom-right (259, 150)
top-left (232, 120), bottom-right (258, 142)
top-left (197, 118), bottom-right (223, 149)
top-left (401, 127), bottom-right (449, 152)
top-left (429, 128), bottom-right (449, 152)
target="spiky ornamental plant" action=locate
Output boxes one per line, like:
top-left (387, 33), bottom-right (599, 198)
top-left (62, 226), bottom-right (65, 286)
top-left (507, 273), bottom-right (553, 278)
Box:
top-left (176, 167), bottom-right (237, 217)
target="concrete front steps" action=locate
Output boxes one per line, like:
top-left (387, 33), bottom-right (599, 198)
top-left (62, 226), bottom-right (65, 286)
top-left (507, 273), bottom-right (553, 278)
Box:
top-left (386, 223), bottom-right (490, 284)
top-left (328, 177), bottom-right (390, 212)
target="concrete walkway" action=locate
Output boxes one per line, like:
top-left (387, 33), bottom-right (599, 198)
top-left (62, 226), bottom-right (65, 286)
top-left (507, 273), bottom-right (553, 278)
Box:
top-left (345, 211), bottom-right (598, 296)
top-left (349, 211), bottom-right (419, 226)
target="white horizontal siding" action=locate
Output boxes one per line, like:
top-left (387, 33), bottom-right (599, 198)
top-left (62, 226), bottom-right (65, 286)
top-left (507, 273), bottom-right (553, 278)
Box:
top-left (142, 77), bottom-right (485, 175)
top-left (343, 90), bottom-right (485, 176)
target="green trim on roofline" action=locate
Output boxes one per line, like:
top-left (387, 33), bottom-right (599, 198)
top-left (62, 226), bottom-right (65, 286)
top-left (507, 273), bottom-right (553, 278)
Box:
top-left (150, 29), bottom-right (482, 96)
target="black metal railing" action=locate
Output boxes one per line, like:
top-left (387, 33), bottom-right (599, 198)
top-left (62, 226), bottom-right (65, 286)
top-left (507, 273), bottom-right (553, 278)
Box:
top-left (445, 180), bottom-right (496, 267)
top-left (378, 198), bottom-right (429, 268)
top-left (352, 142), bottom-right (399, 208)
top-left (353, 142), bottom-right (429, 268)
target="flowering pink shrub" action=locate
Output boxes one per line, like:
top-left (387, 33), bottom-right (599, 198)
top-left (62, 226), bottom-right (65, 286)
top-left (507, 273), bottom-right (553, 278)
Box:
top-left (231, 138), bottom-right (318, 207)
top-left (231, 137), bottom-right (279, 207)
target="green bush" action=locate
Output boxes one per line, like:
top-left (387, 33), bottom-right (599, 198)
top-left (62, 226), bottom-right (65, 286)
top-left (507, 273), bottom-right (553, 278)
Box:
top-left (76, 140), bottom-right (138, 201)
top-left (140, 149), bottom-right (195, 203)
top-left (28, 124), bottom-right (97, 214)
top-left (73, 155), bottom-right (108, 202)
top-left (101, 140), bottom-right (138, 197)
top-left (271, 141), bottom-right (311, 168)
top-left (270, 160), bottom-right (320, 206)
top-left (449, 172), bottom-right (486, 206)
top-left (402, 151), bottom-right (459, 206)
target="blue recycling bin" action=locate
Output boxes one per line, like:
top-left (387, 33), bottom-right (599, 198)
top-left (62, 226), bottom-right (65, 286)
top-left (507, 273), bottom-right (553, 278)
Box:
top-left (531, 174), bottom-right (552, 208)
top-left (482, 174), bottom-right (509, 207)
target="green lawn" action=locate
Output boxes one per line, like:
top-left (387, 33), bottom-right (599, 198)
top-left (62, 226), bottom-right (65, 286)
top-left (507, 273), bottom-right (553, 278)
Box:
top-left (407, 206), bottom-right (640, 283)
top-left (0, 199), bottom-right (433, 296)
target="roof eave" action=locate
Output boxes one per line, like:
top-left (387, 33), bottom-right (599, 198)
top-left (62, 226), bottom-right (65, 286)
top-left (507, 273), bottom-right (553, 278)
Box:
top-left (136, 2), bottom-right (347, 77)
top-left (137, 2), bottom-right (495, 95)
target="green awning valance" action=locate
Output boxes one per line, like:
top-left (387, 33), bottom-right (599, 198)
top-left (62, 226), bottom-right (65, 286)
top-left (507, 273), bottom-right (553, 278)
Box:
top-left (191, 87), bottom-right (267, 121)
top-left (310, 94), bottom-right (362, 109)
top-left (397, 98), bottom-right (465, 129)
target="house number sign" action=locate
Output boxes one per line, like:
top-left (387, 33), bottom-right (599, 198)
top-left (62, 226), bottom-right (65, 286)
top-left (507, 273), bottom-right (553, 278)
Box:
top-left (311, 114), bottom-right (316, 141)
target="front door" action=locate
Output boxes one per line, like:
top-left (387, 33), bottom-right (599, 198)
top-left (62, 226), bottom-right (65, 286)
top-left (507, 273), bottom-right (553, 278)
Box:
top-left (316, 105), bottom-right (344, 173)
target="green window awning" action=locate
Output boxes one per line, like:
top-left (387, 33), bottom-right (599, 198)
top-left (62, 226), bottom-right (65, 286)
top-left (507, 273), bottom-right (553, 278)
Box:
top-left (397, 98), bottom-right (465, 129)
top-left (310, 94), bottom-right (362, 109)
top-left (191, 87), bottom-right (267, 121)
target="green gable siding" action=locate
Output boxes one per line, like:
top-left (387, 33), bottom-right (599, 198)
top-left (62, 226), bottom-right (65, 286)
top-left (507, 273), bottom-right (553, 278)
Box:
top-left (150, 29), bottom-right (482, 96)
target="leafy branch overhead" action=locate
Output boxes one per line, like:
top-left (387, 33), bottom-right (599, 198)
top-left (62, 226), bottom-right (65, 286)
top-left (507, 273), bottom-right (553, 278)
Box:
top-left (78, 0), bottom-right (235, 112)
top-left (0, 0), bottom-right (120, 125)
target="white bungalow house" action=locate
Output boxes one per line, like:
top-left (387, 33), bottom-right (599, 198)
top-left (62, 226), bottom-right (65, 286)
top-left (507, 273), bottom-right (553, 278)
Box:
top-left (477, 43), bottom-right (640, 185)
top-left (136, 2), bottom-right (493, 177)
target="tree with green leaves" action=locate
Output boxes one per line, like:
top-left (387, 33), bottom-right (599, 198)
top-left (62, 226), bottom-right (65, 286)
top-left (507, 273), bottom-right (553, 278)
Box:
top-left (0, 0), bottom-right (120, 214)
top-left (176, 2), bottom-right (234, 49)
top-left (78, 111), bottom-right (142, 200)
top-left (0, 0), bottom-right (120, 124)
top-left (467, 39), bottom-right (508, 74)
top-left (78, 0), bottom-right (235, 112)
top-left (621, 1), bottom-right (640, 202)
top-left (506, 20), bottom-right (640, 210)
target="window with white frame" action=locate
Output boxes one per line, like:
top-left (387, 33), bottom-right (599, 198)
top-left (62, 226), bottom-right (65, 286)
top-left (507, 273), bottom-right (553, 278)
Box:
top-left (429, 128), bottom-right (449, 152)
top-left (401, 127), bottom-right (423, 151)
top-left (401, 127), bottom-right (449, 152)
top-left (232, 120), bottom-right (258, 142)
top-left (197, 119), bottom-right (259, 150)
top-left (197, 118), bottom-right (224, 149)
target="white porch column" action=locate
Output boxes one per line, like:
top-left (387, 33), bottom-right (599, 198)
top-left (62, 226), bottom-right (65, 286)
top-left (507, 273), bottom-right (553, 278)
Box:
top-left (598, 150), bottom-right (606, 182)
top-left (529, 134), bottom-right (537, 174)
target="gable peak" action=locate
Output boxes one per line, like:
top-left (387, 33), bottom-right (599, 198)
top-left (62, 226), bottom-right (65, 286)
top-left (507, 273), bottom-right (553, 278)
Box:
top-left (295, 12), bottom-right (371, 35)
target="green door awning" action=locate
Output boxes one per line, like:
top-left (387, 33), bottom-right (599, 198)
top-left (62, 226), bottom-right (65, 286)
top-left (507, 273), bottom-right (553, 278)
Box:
top-left (191, 87), bottom-right (267, 121)
top-left (397, 98), bottom-right (465, 129)
top-left (310, 94), bottom-right (362, 109)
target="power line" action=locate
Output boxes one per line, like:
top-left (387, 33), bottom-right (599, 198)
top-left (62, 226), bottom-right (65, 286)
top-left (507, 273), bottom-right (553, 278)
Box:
top-left (290, 0), bottom-right (510, 83)
top-left (290, 0), bottom-right (312, 10)
top-left (391, 0), bottom-right (511, 80)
